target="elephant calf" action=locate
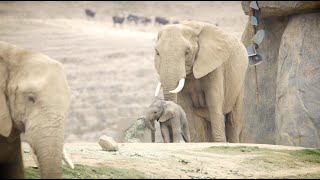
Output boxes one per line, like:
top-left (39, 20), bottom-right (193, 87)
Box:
top-left (145, 99), bottom-right (190, 143)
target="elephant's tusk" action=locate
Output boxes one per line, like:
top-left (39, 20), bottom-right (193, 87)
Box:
top-left (30, 145), bottom-right (74, 169)
top-left (169, 78), bottom-right (185, 94)
top-left (63, 147), bottom-right (74, 169)
top-left (154, 82), bottom-right (162, 96)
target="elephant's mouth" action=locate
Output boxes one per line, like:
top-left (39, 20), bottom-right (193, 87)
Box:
top-left (154, 78), bottom-right (185, 96)
top-left (13, 120), bottom-right (25, 133)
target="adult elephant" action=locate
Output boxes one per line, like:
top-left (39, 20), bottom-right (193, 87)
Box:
top-left (0, 41), bottom-right (71, 178)
top-left (154, 21), bottom-right (248, 142)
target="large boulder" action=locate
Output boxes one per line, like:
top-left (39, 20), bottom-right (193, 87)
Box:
top-left (240, 1), bottom-right (320, 148)
top-left (98, 135), bottom-right (119, 151)
top-left (241, 1), bottom-right (320, 17)
top-left (240, 16), bottom-right (288, 145)
top-left (275, 13), bottom-right (320, 147)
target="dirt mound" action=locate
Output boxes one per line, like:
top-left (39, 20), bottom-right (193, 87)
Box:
top-left (22, 142), bottom-right (320, 179)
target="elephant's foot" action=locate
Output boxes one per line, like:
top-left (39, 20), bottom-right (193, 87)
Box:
top-left (209, 113), bottom-right (227, 142)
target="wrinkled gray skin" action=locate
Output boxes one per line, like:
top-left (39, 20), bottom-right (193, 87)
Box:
top-left (0, 41), bottom-right (71, 179)
top-left (145, 99), bottom-right (190, 143)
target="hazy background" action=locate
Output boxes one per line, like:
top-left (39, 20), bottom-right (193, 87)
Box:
top-left (0, 1), bottom-right (247, 142)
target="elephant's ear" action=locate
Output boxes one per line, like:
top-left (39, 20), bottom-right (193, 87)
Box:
top-left (0, 91), bottom-right (12, 137)
top-left (159, 101), bottom-right (176, 123)
top-left (192, 23), bottom-right (231, 79)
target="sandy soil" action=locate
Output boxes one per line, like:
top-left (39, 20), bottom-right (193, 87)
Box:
top-left (22, 142), bottom-right (320, 179)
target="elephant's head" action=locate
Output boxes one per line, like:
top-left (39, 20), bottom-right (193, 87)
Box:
top-left (154, 21), bottom-right (231, 102)
top-left (145, 99), bottom-right (177, 130)
top-left (0, 41), bottom-right (71, 178)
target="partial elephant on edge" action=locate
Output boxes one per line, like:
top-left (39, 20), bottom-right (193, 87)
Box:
top-left (153, 21), bottom-right (248, 142)
top-left (0, 41), bottom-right (72, 179)
top-left (145, 99), bottom-right (190, 143)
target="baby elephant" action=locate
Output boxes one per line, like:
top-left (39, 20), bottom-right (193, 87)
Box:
top-left (145, 99), bottom-right (190, 143)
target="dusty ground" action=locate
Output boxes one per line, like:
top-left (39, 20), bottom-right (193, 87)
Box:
top-left (22, 142), bottom-right (320, 179)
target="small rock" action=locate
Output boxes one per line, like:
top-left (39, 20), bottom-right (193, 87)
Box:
top-left (98, 135), bottom-right (119, 151)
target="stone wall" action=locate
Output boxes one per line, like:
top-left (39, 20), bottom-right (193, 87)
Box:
top-left (240, 1), bottom-right (320, 148)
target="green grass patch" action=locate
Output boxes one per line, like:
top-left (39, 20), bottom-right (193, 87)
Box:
top-left (205, 146), bottom-right (320, 163)
top-left (287, 149), bottom-right (320, 164)
top-left (26, 167), bottom-right (40, 179)
top-left (204, 146), bottom-right (320, 169)
top-left (26, 164), bottom-right (146, 179)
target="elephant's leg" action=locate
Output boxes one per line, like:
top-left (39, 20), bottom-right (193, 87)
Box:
top-left (171, 117), bottom-right (182, 143)
top-left (149, 120), bottom-right (156, 143)
top-left (208, 110), bottom-right (226, 142)
top-left (160, 123), bottom-right (170, 143)
top-left (226, 87), bottom-right (244, 143)
top-left (0, 162), bottom-right (25, 179)
top-left (178, 92), bottom-right (211, 142)
top-left (181, 123), bottom-right (191, 142)
top-left (151, 129), bottom-right (155, 143)
top-left (206, 70), bottom-right (226, 142)
top-left (151, 122), bottom-right (155, 143)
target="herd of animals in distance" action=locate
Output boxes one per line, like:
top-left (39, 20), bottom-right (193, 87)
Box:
top-left (85, 8), bottom-right (205, 27)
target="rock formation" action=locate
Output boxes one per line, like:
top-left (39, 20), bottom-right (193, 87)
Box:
top-left (240, 1), bottom-right (320, 148)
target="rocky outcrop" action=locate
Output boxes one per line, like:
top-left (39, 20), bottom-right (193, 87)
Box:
top-left (275, 13), bottom-right (320, 147)
top-left (240, 1), bottom-right (320, 148)
top-left (241, 1), bottom-right (320, 17)
top-left (240, 16), bottom-right (289, 145)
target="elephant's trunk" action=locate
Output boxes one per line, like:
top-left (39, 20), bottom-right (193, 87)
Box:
top-left (36, 136), bottom-right (63, 178)
top-left (159, 58), bottom-right (186, 103)
top-left (25, 114), bottom-right (64, 179)
top-left (161, 73), bottom-right (181, 103)
top-left (163, 91), bottom-right (178, 103)
top-left (145, 118), bottom-right (156, 131)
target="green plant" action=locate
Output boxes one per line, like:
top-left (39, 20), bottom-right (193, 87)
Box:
top-left (25, 164), bottom-right (146, 179)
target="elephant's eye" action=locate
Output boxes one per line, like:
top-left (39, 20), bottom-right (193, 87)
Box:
top-left (153, 111), bottom-right (157, 114)
top-left (28, 96), bottom-right (35, 104)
